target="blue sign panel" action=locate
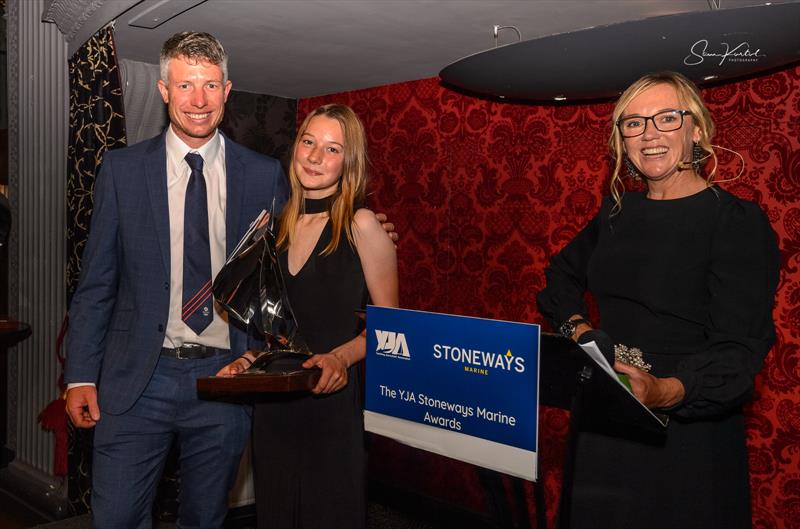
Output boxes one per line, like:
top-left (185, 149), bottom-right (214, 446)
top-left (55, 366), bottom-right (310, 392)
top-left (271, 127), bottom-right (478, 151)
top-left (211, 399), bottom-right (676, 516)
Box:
top-left (365, 306), bottom-right (540, 461)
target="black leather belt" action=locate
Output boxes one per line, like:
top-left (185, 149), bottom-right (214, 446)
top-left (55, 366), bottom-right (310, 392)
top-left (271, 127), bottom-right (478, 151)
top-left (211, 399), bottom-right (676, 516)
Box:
top-left (160, 345), bottom-right (229, 360)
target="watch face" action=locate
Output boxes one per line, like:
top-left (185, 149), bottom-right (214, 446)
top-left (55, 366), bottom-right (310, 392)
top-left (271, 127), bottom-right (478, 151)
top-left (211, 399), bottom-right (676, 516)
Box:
top-left (559, 320), bottom-right (575, 338)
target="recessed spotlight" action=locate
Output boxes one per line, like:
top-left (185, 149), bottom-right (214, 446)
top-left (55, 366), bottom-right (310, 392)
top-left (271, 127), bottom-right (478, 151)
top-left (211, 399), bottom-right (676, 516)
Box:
top-left (554, 95), bottom-right (567, 101)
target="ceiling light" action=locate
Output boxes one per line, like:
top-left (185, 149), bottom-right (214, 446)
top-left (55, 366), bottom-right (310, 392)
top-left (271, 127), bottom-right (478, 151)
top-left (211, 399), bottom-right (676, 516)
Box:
top-left (440, 2), bottom-right (800, 102)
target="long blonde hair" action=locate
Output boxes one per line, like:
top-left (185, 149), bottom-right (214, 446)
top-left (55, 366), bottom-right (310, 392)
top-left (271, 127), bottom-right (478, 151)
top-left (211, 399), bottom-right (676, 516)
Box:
top-left (609, 72), bottom-right (717, 213)
top-left (277, 104), bottom-right (369, 254)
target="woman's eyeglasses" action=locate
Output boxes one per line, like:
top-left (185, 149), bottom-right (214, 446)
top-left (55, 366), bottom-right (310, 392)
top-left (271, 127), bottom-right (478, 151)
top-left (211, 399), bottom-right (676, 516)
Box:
top-left (617, 109), bottom-right (692, 138)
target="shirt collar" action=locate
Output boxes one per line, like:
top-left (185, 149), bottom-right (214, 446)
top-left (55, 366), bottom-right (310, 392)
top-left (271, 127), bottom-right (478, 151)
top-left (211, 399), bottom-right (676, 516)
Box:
top-left (165, 125), bottom-right (221, 175)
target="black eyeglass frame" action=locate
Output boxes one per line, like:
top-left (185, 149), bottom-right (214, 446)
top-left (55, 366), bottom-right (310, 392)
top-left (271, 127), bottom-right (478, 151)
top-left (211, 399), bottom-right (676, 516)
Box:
top-left (616, 109), bottom-right (692, 138)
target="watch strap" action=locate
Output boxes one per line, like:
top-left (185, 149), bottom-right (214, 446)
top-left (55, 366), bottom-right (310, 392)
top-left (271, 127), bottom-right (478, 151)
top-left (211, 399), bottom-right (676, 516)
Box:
top-left (559, 317), bottom-right (591, 339)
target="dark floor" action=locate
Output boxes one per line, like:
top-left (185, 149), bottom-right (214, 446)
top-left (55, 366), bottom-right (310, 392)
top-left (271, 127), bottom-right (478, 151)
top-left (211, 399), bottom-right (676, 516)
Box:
top-left (0, 481), bottom-right (497, 529)
top-left (0, 487), bottom-right (50, 529)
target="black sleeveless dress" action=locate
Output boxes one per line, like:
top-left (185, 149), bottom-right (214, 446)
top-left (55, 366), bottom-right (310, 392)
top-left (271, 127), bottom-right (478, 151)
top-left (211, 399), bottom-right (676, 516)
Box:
top-left (252, 201), bottom-right (368, 529)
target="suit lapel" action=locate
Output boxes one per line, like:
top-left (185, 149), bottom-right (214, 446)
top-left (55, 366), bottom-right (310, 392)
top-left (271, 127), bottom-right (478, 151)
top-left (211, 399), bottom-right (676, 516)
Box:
top-left (223, 136), bottom-right (249, 352)
top-left (144, 133), bottom-right (171, 276)
top-left (224, 135), bottom-right (246, 258)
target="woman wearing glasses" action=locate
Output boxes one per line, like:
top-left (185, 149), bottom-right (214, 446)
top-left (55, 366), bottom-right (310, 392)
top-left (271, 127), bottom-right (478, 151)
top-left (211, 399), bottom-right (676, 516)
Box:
top-left (537, 72), bottom-right (779, 529)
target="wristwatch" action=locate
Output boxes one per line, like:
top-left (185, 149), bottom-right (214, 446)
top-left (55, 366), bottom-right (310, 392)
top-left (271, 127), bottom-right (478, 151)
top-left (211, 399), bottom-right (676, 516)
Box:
top-left (559, 317), bottom-right (591, 339)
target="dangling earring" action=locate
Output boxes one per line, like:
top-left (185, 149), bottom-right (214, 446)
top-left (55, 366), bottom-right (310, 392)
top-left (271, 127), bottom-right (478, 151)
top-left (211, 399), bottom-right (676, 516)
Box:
top-left (692, 142), bottom-right (704, 173)
top-left (624, 156), bottom-right (640, 180)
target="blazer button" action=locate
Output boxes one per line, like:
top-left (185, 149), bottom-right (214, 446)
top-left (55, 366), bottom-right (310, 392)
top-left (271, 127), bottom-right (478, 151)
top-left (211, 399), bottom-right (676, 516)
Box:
top-left (158, 324), bottom-right (164, 332)
top-left (164, 282), bottom-right (169, 291)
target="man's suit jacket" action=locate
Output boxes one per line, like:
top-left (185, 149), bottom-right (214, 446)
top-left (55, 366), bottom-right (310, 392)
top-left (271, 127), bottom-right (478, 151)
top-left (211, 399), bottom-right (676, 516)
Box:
top-left (64, 131), bottom-right (289, 415)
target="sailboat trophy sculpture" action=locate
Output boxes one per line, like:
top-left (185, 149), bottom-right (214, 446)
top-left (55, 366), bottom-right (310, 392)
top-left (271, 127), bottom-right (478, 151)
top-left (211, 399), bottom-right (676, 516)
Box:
top-left (197, 209), bottom-right (321, 393)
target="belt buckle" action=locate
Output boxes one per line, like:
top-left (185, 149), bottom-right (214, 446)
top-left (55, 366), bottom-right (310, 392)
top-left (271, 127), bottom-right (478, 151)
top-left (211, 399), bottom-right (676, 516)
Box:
top-left (176, 346), bottom-right (193, 360)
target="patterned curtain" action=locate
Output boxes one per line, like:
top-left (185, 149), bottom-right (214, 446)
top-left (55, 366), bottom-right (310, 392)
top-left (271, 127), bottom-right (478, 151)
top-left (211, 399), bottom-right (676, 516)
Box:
top-left (66, 24), bottom-right (126, 300)
top-left (221, 90), bottom-right (297, 172)
top-left (65, 23), bottom-right (126, 515)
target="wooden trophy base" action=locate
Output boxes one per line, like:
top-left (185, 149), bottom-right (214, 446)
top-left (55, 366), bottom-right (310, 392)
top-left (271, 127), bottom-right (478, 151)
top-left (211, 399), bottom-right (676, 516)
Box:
top-left (197, 369), bottom-right (321, 395)
top-left (197, 351), bottom-right (321, 395)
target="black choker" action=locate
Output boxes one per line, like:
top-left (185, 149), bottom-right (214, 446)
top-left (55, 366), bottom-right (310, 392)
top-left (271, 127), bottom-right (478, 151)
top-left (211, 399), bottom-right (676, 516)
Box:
top-left (304, 196), bottom-right (333, 214)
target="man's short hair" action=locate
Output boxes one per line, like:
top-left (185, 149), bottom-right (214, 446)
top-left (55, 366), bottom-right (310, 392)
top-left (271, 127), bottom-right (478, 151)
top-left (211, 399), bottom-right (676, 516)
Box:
top-left (159, 31), bottom-right (228, 83)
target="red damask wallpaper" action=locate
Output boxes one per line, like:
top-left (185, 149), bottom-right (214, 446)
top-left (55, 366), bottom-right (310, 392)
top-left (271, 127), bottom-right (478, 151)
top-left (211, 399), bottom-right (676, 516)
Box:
top-left (300, 65), bottom-right (800, 529)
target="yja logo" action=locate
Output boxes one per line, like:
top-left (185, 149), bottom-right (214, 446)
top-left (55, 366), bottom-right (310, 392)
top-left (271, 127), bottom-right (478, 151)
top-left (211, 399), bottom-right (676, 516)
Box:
top-left (375, 329), bottom-right (410, 360)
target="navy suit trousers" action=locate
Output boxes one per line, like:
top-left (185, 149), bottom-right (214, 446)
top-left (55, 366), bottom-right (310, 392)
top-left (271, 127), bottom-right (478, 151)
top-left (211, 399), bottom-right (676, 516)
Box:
top-left (91, 352), bottom-right (250, 529)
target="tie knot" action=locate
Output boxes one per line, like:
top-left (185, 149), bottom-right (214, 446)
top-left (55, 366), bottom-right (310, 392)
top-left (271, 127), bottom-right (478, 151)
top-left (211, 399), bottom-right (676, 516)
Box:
top-left (185, 152), bottom-right (204, 173)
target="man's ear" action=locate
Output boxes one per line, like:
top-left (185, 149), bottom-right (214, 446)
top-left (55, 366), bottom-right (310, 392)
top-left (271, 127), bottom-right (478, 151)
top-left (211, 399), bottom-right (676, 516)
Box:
top-left (157, 80), bottom-right (169, 104)
top-left (223, 79), bottom-right (232, 102)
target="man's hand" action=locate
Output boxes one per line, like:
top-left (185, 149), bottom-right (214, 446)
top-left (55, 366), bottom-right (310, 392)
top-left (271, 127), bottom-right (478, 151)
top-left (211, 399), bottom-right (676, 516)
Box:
top-left (215, 355), bottom-right (253, 377)
top-left (65, 386), bottom-right (100, 428)
top-left (375, 213), bottom-right (399, 244)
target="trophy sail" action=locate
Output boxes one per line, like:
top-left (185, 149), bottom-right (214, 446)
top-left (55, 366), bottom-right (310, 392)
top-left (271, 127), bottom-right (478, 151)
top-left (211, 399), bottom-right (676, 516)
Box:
top-left (212, 209), bottom-right (312, 375)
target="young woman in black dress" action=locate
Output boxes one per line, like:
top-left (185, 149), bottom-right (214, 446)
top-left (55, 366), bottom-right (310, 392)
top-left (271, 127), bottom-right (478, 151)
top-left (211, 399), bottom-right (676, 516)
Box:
top-left (537, 72), bottom-right (779, 529)
top-left (219, 104), bottom-right (398, 528)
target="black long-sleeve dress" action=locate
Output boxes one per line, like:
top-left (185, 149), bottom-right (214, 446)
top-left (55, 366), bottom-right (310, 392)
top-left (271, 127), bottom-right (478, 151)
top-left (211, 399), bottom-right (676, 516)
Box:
top-left (537, 187), bottom-right (779, 529)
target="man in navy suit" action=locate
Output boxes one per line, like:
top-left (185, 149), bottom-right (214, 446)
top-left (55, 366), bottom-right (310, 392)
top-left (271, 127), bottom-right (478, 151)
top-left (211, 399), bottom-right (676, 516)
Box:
top-left (64, 32), bottom-right (288, 529)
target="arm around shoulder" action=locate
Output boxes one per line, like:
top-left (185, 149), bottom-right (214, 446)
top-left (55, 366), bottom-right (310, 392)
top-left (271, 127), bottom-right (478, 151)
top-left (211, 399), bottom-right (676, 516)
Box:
top-left (353, 208), bottom-right (398, 308)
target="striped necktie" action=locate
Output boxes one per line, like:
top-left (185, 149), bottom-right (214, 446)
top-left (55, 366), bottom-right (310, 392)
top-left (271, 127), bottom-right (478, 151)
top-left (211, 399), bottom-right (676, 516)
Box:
top-left (182, 152), bottom-right (213, 334)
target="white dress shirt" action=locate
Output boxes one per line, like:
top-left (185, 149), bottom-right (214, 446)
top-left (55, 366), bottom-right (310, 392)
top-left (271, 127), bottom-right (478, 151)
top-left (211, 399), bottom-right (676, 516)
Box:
top-left (163, 125), bottom-right (230, 349)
